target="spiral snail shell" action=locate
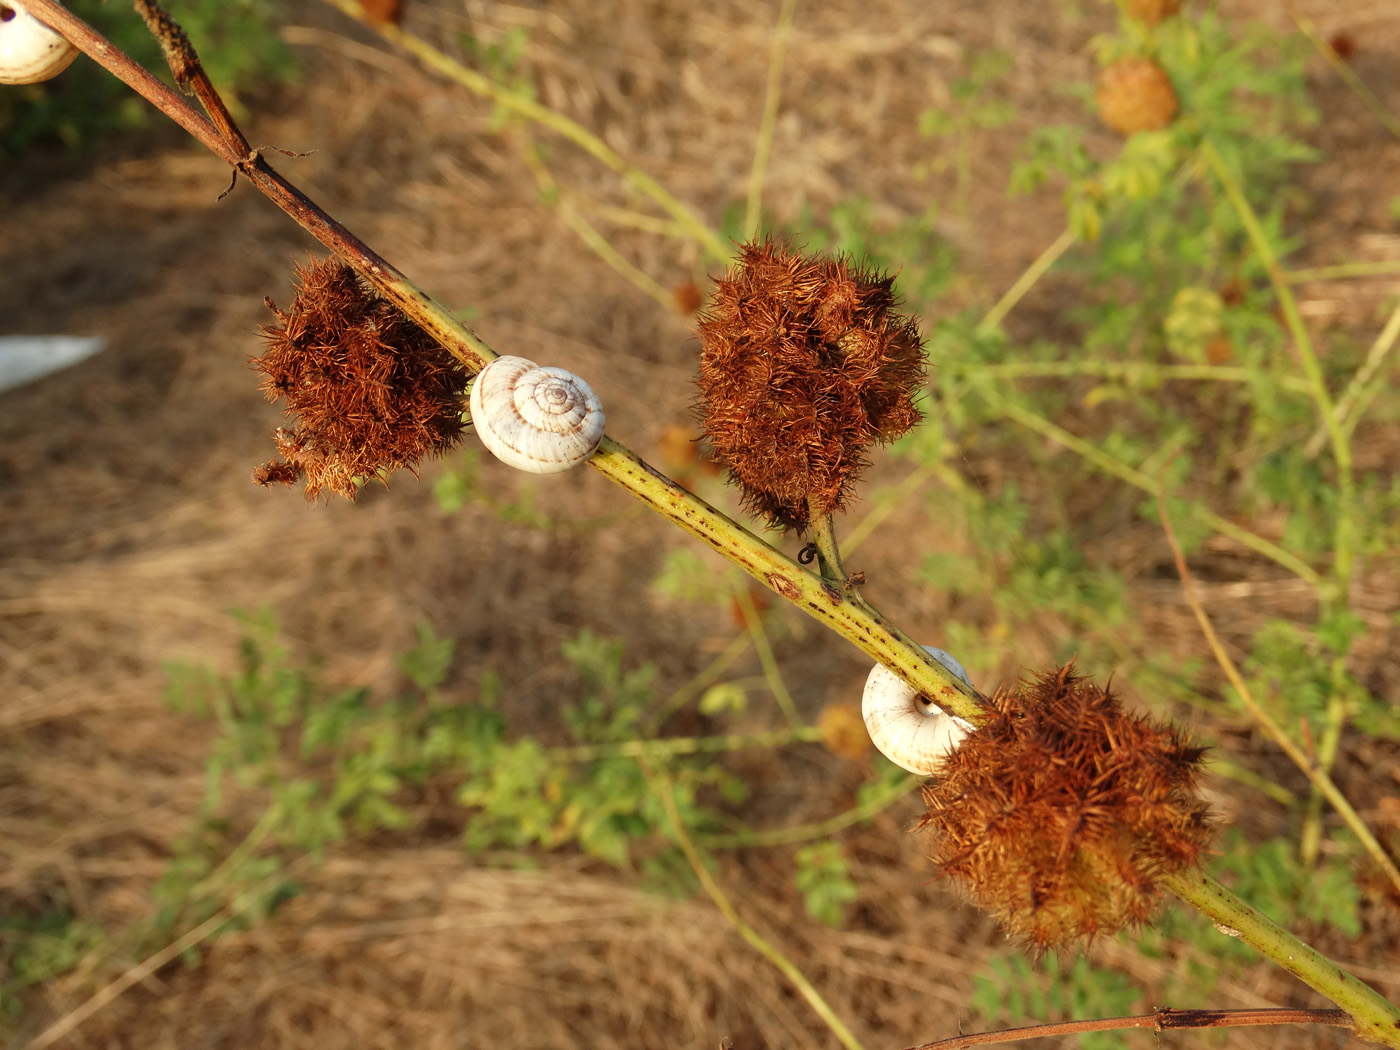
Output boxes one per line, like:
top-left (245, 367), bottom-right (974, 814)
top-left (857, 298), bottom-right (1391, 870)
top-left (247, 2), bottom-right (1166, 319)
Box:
top-left (0, 2), bottom-right (78, 85)
top-left (862, 646), bottom-right (974, 775)
top-left (469, 355), bottom-right (605, 474)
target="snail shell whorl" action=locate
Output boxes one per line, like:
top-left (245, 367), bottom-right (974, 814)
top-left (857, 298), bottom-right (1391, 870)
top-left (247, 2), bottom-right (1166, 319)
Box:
top-left (470, 355), bottom-right (605, 474)
top-left (862, 646), bottom-right (974, 775)
top-left (0, 2), bottom-right (78, 85)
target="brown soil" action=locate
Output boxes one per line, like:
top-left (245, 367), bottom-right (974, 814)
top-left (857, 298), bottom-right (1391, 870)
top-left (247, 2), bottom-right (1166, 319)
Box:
top-left (2, 1), bottom-right (1399, 1048)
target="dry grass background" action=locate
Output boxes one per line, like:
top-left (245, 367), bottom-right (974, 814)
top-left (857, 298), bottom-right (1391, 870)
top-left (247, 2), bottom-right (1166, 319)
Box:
top-left (2, 0), bottom-right (1399, 1047)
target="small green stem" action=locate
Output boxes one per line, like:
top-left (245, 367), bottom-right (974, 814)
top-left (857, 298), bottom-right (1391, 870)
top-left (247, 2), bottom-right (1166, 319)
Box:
top-left (745, 0), bottom-right (799, 239)
top-left (1202, 138), bottom-right (1355, 589)
top-left (1285, 259), bottom-right (1400, 283)
top-left (986, 391), bottom-right (1323, 589)
top-left (1202, 138), bottom-right (1359, 866)
top-left (548, 726), bottom-right (820, 764)
top-left (520, 141), bottom-right (675, 309)
top-left (977, 227), bottom-right (1076, 334)
top-left (1303, 296), bottom-right (1400, 458)
top-left (809, 503), bottom-right (850, 584)
top-left (980, 359), bottom-right (1311, 393)
top-left (645, 632), bottom-right (753, 731)
top-left (699, 773), bottom-right (920, 849)
top-left (654, 772), bottom-right (868, 1050)
top-left (734, 584), bottom-right (803, 729)
top-left (320, 0), bottom-right (733, 264)
top-left (1163, 869), bottom-right (1400, 1048)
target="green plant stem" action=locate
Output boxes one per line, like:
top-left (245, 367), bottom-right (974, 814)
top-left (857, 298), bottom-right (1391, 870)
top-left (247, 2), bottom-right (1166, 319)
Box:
top-left (745, 0), bottom-right (799, 239)
top-left (548, 726), bottom-right (820, 764)
top-left (1202, 139), bottom-right (1354, 591)
top-left (734, 583), bottom-right (803, 728)
top-left (1206, 757), bottom-right (1296, 807)
top-left (1303, 296), bottom-right (1400, 458)
top-left (976, 227), bottom-right (1076, 334)
top-left (29, 866), bottom-right (298, 1050)
top-left (645, 632), bottom-right (753, 731)
top-left (520, 140), bottom-right (675, 309)
top-left (1285, 259), bottom-right (1400, 283)
top-left (1202, 138), bottom-right (1358, 864)
top-left (983, 391), bottom-right (1322, 588)
top-left (810, 504), bottom-right (850, 583)
top-left (653, 772), bottom-right (868, 1050)
top-left (1158, 496), bottom-right (1400, 897)
top-left (1162, 869), bottom-right (1400, 1048)
top-left (319, 0), bottom-right (733, 264)
top-left (908, 1007), bottom-right (1353, 1049)
top-left (1291, 8), bottom-right (1400, 143)
top-left (700, 773), bottom-right (920, 849)
top-left (979, 359), bottom-right (1311, 393)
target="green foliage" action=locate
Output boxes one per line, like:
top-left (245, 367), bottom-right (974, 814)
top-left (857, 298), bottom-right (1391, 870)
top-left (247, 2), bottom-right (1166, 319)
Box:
top-left (916, 50), bottom-right (1015, 216)
top-left (162, 614), bottom-right (739, 917)
top-left (458, 26), bottom-right (534, 131)
top-left (0, 910), bottom-right (104, 1019)
top-left (0, 0), bottom-right (294, 158)
top-left (1214, 834), bottom-right (1362, 939)
top-left (793, 842), bottom-right (859, 927)
top-left (971, 952), bottom-right (1142, 1050)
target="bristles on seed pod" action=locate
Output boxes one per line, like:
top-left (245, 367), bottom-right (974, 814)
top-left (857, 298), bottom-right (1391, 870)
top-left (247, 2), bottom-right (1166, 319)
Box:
top-left (695, 237), bottom-right (926, 533)
top-left (919, 663), bottom-right (1213, 950)
top-left (253, 258), bottom-right (469, 500)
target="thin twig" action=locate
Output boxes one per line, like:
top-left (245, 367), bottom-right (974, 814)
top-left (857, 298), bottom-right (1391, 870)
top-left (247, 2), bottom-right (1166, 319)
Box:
top-left (988, 392), bottom-right (1321, 587)
top-left (21, 0), bottom-right (500, 377)
top-left (976, 227), bottom-right (1076, 334)
top-left (317, 0), bottom-right (733, 264)
top-left (1290, 5), bottom-right (1400, 143)
top-left (745, 0), bottom-right (799, 239)
top-left (28, 868), bottom-right (296, 1050)
top-left (699, 772), bottom-right (919, 849)
top-left (733, 584), bottom-right (803, 729)
top-left (905, 1007), bottom-right (1353, 1050)
top-left (519, 139), bottom-right (675, 309)
top-left (652, 770), bottom-right (868, 1050)
top-left (1303, 296), bottom-right (1400, 458)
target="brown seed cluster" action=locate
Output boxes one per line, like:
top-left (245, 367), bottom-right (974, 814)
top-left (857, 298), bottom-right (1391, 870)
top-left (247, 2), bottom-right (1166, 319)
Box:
top-left (1095, 57), bottom-right (1179, 135)
top-left (919, 664), bottom-right (1213, 950)
top-left (695, 238), bottom-right (926, 533)
top-left (253, 258), bottom-right (468, 500)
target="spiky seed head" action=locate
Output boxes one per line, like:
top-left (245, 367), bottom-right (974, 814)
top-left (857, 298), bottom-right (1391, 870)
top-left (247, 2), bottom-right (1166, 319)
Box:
top-left (254, 258), bottom-right (468, 500)
top-left (695, 237), bottom-right (926, 533)
top-left (919, 664), bottom-right (1213, 950)
top-left (1095, 57), bottom-right (1179, 135)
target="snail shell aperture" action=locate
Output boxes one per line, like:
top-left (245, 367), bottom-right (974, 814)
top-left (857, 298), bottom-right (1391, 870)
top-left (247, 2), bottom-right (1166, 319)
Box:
top-left (469, 355), bottom-right (605, 474)
top-left (862, 646), bottom-right (974, 775)
top-left (0, 2), bottom-right (79, 85)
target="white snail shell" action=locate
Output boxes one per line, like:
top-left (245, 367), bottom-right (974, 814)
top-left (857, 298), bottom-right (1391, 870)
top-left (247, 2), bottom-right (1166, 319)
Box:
top-left (862, 646), bottom-right (974, 775)
top-left (469, 355), bottom-right (605, 474)
top-left (0, 2), bottom-right (78, 85)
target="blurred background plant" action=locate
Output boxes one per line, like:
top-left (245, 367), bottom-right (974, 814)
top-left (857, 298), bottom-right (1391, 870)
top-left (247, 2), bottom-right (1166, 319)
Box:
top-left (3, 0), bottom-right (1399, 1046)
